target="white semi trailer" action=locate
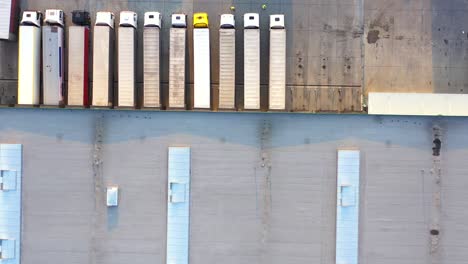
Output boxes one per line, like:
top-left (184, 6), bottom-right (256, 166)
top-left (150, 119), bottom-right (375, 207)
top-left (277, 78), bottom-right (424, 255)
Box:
top-left (269, 15), bottom-right (286, 110)
top-left (143, 12), bottom-right (162, 108)
top-left (92, 12), bottom-right (115, 107)
top-left (218, 14), bottom-right (236, 110)
top-left (118, 11), bottom-right (137, 108)
top-left (42, 9), bottom-right (65, 106)
top-left (243, 13), bottom-right (260, 110)
top-left (67, 11), bottom-right (91, 107)
top-left (17, 11), bottom-right (41, 105)
top-left (0, 0), bottom-right (18, 40)
top-left (193, 13), bottom-right (210, 109)
top-left (168, 14), bottom-right (187, 109)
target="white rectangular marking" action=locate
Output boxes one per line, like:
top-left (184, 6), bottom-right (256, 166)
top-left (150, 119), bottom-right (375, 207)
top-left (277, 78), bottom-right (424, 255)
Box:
top-left (336, 150), bottom-right (360, 264)
top-left (0, 144), bottom-right (22, 264)
top-left (167, 147), bottom-right (191, 264)
top-left (369, 92), bottom-right (468, 116)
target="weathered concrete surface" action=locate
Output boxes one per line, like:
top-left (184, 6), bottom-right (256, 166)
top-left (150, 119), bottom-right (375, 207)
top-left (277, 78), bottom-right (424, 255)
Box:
top-left (1, 0), bottom-right (468, 109)
top-left (364, 0), bottom-right (468, 97)
top-left (0, 109), bottom-right (467, 263)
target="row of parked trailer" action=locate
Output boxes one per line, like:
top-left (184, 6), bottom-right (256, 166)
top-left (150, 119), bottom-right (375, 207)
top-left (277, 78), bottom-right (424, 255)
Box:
top-left (16, 10), bottom-right (286, 110)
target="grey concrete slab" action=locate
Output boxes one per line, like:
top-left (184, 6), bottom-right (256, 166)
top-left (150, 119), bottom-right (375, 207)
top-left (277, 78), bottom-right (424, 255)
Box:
top-left (0, 80), bottom-right (17, 104)
top-left (0, 40), bottom-right (17, 79)
top-left (1, 109), bottom-right (468, 264)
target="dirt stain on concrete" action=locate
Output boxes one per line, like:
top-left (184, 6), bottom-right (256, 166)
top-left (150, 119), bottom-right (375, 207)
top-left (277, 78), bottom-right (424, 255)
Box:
top-left (368, 11), bottom-right (394, 44)
top-left (367, 30), bottom-right (380, 44)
